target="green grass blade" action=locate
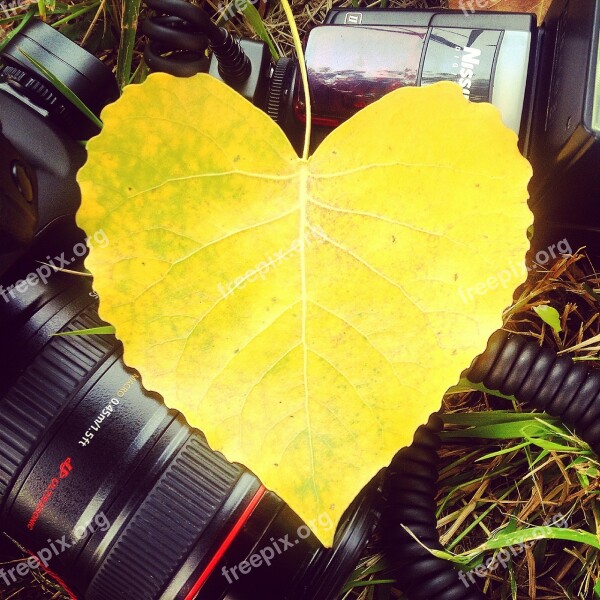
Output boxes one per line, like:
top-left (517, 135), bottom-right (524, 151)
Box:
top-left (116, 0), bottom-right (142, 89)
top-left (436, 525), bottom-right (600, 566)
top-left (53, 326), bottom-right (116, 336)
top-left (469, 526), bottom-right (600, 555)
top-left (442, 420), bottom-right (551, 440)
top-left (51, 1), bottom-right (100, 27)
top-left (0, 9), bottom-right (35, 52)
top-left (19, 49), bottom-right (103, 130)
top-left (522, 431), bottom-right (585, 453)
top-left (448, 377), bottom-right (518, 402)
top-left (475, 441), bottom-right (531, 461)
top-left (240, 2), bottom-right (279, 60)
top-left (443, 411), bottom-right (558, 426)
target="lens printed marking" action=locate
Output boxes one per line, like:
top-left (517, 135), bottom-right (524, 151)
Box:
top-left (27, 457), bottom-right (74, 531)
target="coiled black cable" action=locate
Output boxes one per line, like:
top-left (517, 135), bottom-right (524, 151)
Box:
top-left (384, 414), bottom-right (486, 600)
top-left (387, 330), bottom-right (600, 600)
top-left (468, 331), bottom-right (600, 452)
top-left (143, 0), bottom-right (251, 81)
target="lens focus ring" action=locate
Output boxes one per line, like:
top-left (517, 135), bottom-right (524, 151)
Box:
top-left (85, 432), bottom-right (242, 600)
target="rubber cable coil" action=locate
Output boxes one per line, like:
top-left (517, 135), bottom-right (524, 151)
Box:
top-left (386, 330), bottom-right (600, 599)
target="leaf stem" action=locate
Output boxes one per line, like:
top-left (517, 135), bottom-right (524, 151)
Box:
top-left (279, 0), bottom-right (311, 160)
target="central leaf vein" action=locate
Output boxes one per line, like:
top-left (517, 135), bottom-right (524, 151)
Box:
top-left (299, 162), bottom-right (318, 502)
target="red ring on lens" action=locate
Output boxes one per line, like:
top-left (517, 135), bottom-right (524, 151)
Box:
top-left (184, 484), bottom-right (267, 600)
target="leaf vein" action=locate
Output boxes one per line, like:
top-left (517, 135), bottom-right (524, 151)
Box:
top-left (308, 198), bottom-right (470, 249)
top-left (207, 303), bottom-right (302, 401)
top-left (307, 225), bottom-right (424, 311)
top-left (309, 160), bottom-right (512, 180)
top-left (308, 348), bottom-right (384, 435)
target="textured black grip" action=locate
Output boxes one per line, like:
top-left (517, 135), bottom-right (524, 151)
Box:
top-left (0, 306), bottom-right (114, 502)
top-left (85, 432), bottom-right (242, 600)
top-left (0, 65), bottom-right (67, 117)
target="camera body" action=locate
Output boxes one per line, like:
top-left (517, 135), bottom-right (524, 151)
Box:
top-left (0, 19), bottom-right (116, 280)
top-left (525, 0), bottom-right (600, 256)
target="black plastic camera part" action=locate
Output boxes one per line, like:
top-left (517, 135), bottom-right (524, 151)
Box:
top-left (0, 212), bottom-right (381, 600)
top-left (527, 0), bottom-right (600, 262)
top-left (0, 19), bottom-right (111, 276)
top-left (142, 0), bottom-right (216, 75)
top-left (0, 130), bottom-right (37, 254)
top-left (306, 9), bottom-right (536, 136)
top-left (384, 416), bottom-right (486, 600)
top-left (0, 20), bottom-right (118, 140)
top-left (142, 0), bottom-right (271, 107)
top-left (143, 0), bottom-right (257, 87)
top-left (0, 87), bottom-right (86, 280)
top-left (468, 331), bottom-right (600, 454)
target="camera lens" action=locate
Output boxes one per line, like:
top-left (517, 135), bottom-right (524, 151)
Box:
top-left (0, 224), bottom-right (379, 600)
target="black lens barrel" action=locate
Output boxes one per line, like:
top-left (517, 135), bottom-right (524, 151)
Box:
top-left (0, 235), bottom-right (257, 599)
top-left (0, 228), bottom-right (376, 600)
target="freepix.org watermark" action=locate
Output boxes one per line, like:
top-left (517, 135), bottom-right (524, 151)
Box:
top-left (0, 0), bottom-right (36, 19)
top-left (457, 0), bottom-right (494, 15)
top-left (217, 226), bottom-right (325, 300)
top-left (458, 238), bottom-right (572, 304)
top-left (0, 0), bottom-right (35, 19)
top-left (221, 511), bottom-right (334, 583)
top-left (216, 0), bottom-right (258, 19)
top-left (458, 513), bottom-right (569, 588)
top-left (0, 512), bottom-right (110, 589)
top-left (0, 228), bottom-right (109, 304)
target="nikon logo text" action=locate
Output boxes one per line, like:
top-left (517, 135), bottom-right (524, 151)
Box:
top-left (458, 46), bottom-right (481, 99)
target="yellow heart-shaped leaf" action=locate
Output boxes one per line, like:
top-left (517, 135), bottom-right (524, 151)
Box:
top-left (77, 73), bottom-right (532, 545)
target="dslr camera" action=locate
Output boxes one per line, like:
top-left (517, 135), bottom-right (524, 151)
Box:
top-left (1, 0), bottom-right (599, 599)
